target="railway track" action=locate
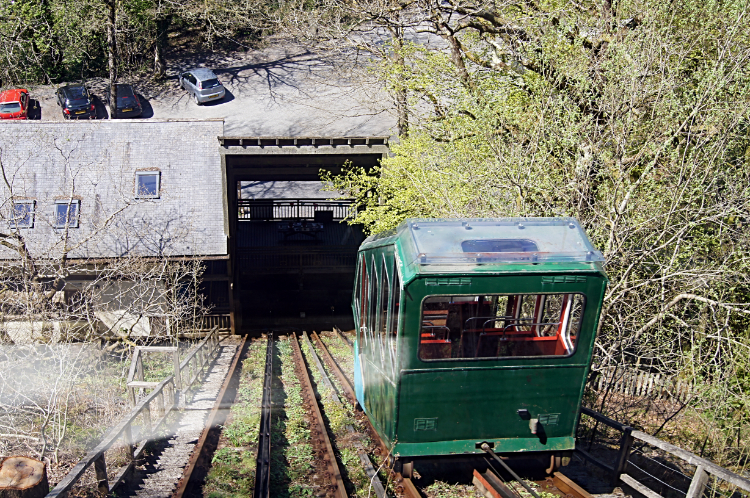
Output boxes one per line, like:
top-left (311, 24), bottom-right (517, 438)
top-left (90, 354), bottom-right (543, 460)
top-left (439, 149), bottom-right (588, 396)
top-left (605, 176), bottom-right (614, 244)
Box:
top-left (254, 332), bottom-right (274, 498)
top-left (166, 329), bottom-right (595, 498)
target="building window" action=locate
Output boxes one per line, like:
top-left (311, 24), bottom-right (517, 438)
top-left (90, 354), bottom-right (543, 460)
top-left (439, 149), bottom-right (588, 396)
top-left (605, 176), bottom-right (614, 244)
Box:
top-left (54, 200), bottom-right (80, 228)
top-left (136, 172), bottom-right (160, 198)
top-left (11, 200), bottom-right (35, 228)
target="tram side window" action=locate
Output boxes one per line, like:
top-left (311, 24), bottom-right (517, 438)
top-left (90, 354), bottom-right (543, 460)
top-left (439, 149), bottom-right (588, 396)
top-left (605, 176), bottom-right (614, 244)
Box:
top-left (366, 256), bottom-right (379, 346)
top-left (357, 256), bottom-right (369, 344)
top-left (418, 293), bottom-right (585, 360)
top-left (379, 257), bottom-right (390, 339)
top-left (389, 263), bottom-right (400, 337)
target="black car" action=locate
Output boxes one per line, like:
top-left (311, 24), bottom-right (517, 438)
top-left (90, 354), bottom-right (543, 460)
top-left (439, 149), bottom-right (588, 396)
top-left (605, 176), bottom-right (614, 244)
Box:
top-left (56, 84), bottom-right (95, 119)
top-left (106, 83), bottom-right (143, 118)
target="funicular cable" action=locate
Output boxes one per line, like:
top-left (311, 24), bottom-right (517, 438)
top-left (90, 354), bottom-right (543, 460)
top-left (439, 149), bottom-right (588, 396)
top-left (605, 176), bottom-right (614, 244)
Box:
top-left (482, 443), bottom-right (542, 498)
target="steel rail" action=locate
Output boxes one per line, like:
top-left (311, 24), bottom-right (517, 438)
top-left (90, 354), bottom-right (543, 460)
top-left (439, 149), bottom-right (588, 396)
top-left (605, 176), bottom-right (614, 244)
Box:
top-left (303, 333), bottom-right (386, 498)
top-left (254, 332), bottom-right (274, 498)
top-left (311, 332), bottom-right (356, 404)
top-left (290, 333), bottom-right (348, 498)
top-left (334, 326), bottom-right (353, 349)
top-left (482, 444), bottom-right (541, 498)
top-left (173, 335), bottom-right (248, 498)
top-left (314, 331), bottom-right (422, 498)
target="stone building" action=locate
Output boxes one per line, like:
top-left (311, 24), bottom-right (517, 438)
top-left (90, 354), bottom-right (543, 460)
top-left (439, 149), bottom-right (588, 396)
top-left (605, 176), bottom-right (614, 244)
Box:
top-left (0, 120), bottom-right (390, 337)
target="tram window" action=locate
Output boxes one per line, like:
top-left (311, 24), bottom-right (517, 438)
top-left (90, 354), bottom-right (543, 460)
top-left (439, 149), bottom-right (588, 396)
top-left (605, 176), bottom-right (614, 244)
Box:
top-left (418, 293), bottom-right (585, 361)
top-left (354, 256), bottom-right (362, 317)
top-left (366, 256), bottom-right (378, 344)
top-left (357, 256), bottom-right (369, 344)
top-left (379, 258), bottom-right (390, 338)
top-left (389, 264), bottom-right (400, 337)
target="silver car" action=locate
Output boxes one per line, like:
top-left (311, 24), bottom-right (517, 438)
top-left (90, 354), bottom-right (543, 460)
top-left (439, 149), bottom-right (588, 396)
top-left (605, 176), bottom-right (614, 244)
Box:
top-left (179, 68), bottom-right (225, 105)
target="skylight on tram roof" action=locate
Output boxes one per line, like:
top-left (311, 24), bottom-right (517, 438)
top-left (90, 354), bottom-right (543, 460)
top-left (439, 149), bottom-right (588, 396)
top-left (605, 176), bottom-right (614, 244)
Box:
top-left (399, 218), bottom-right (604, 265)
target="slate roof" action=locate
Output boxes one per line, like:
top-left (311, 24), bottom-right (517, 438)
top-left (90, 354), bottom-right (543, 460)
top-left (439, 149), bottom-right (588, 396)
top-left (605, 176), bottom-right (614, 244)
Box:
top-left (0, 120), bottom-right (227, 259)
top-left (239, 180), bottom-right (345, 199)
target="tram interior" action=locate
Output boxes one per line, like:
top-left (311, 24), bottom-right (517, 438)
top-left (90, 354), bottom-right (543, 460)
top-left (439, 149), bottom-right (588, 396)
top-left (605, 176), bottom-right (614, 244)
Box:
top-left (419, 293), bottom-right (584, 360)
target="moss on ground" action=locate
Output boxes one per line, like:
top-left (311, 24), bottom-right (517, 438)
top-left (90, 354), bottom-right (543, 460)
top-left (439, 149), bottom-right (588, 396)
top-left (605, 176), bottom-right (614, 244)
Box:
top-left (270, 337), bottom-right (315, 497)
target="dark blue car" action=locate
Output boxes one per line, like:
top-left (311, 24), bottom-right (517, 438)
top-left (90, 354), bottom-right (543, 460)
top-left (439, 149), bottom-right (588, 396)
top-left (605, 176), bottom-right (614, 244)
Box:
top-left (56, 84), bottom-right (95, 119)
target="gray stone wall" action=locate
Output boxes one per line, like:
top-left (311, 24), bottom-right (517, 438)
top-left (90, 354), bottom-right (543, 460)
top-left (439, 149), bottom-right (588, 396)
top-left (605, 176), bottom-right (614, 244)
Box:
top-left (0, 120), bottom-right (226, 259)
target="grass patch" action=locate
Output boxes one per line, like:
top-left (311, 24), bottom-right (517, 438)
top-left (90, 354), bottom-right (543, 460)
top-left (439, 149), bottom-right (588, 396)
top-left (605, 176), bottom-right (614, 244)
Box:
top-left (269, 337), bottom-right (315, 497)
top-left (203, 338), bottom-right (266, 497)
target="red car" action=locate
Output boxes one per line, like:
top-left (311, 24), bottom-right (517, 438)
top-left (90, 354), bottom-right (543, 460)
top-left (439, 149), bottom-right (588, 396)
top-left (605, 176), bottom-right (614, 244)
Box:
top-left (0, 89), bottom-right (30, 120)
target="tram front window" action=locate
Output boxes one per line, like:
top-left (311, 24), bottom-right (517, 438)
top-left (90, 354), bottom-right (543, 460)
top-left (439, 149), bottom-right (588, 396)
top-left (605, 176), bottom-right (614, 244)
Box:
top-left (418, 293), bottom-right (585, 360)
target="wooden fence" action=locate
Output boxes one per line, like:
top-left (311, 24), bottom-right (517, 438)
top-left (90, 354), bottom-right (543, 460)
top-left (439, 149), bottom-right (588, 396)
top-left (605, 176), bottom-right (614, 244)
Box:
top-left (590, 366), bottom-right (693, 402)
top-left (578, 407), bottom-right (750, 498)
top-left (46, 326), bottom-right (221, 498)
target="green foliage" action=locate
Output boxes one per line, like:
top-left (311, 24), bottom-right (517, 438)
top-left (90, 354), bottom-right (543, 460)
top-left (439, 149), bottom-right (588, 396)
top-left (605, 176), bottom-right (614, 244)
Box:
top-left (323, 0), bottom-right (750, 457)
top-left (0, 0), bottom-right (273, 84)
top-left (205, 448), bottom-right (255, 498)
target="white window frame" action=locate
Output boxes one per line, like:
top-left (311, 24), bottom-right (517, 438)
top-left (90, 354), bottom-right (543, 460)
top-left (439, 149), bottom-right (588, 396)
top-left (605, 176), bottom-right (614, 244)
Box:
top-left (54, 200), bottom-right (80, 228)
top-left (11, 200), bottom-right (35, 229)
top-left (135, 171), bottom-right (161, 199)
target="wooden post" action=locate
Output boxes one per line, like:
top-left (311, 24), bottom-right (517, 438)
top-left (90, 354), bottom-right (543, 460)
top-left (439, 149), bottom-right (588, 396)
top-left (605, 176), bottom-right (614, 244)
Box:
top-left (156, 390), bottom-right (165, 420)
top-left (93, 454), bottom-right (108, 495)
top-left (136, 353), bottom-right (144, 382)
top-left (173, 349), bottom-right (182, 407)
top-left (142, 399), bottom-right (152, 436)
top-left (613, 427), bottom-right (634, 484)
top-left (123, 423), bottom-right (134, 462)
top-left (127, 349), bottom-right (141, 407)
top-left (686, 465), bottom-right (709, 498)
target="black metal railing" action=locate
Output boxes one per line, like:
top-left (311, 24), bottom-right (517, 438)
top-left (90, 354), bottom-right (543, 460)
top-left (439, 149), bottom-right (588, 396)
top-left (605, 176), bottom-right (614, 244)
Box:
top-left (237, 199), bottom-right (354, 221)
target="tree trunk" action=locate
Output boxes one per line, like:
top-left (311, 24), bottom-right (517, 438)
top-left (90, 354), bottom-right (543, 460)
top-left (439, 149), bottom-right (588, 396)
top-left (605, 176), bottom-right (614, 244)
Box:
top-left (0, 457), bottom-right (49, 498)
top-left (106, 0), bottom-right (117, 119)
top-left (389, 25), bottom-right (409, 137)
top-left (154, 15), bottom-right (171, 80)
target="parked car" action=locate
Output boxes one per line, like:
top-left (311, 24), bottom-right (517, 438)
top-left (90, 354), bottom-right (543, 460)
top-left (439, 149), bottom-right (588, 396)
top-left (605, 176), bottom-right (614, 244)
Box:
top-left (105, 83), bottom-right (143, 118)
top-left (56, 84), bottom-right (95, 119)
top-left (179, 69), bottom-right (225, 105)
top-left (0, 89), bottom-right (30, 120)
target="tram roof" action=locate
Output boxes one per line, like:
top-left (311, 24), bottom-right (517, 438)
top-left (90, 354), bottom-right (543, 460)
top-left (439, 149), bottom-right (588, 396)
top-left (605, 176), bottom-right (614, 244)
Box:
top-left (361, 217), bottom-right (605, 274)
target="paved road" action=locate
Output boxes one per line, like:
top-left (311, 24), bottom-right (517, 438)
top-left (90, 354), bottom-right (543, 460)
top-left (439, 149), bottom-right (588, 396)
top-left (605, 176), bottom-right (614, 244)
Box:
top-left (27, 39), bottom-right (396, 137)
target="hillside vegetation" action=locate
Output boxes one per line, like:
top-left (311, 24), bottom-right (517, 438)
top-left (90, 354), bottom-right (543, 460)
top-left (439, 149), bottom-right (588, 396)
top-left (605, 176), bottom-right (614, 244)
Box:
top-left (319, 0), bottom-right (750, 469)
top-left (3, 0), bottom-right (749, 472)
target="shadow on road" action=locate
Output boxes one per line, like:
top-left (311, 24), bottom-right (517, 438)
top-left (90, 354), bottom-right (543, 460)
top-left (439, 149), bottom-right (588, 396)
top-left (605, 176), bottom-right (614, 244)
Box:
top-left (137, 48), bottom-right (329, 103)
top-left (202, 88), bottom-right (235, 106)
top-left (136, 93), bottom-right (154, 118)
top-left (27, 99), bottom-right (42, 120)
top-left (92, 95), bottom-right (109, 119)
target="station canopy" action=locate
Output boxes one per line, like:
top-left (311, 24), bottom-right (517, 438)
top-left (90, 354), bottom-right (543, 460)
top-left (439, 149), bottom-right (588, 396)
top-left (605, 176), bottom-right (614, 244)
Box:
top-left (396, 218), bottom-right (604, 266)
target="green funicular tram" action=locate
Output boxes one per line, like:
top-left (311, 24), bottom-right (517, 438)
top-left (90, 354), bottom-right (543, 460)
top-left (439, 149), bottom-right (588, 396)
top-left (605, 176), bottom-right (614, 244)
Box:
top-left (352, 218), bottom-right (608, 472)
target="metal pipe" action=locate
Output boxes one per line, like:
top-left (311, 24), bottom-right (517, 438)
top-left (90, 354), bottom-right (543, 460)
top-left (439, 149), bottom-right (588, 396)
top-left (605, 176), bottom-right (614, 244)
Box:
top-left (481, 443), bottom-right (541, 498)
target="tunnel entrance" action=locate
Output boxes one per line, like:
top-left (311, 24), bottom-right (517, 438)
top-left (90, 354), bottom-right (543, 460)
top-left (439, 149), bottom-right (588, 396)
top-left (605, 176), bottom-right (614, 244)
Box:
top-left (221, 137), bottom-right (389, 333)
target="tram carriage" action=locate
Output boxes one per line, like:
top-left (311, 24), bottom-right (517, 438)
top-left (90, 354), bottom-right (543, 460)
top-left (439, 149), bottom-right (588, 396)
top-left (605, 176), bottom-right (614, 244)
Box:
top-left (352, 218), bottom-right (607, 470)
